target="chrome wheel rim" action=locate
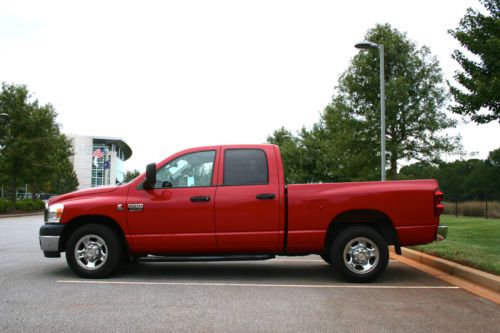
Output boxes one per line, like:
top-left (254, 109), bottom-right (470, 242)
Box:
top-left (74, 234), bottom-right (108, 271)
top-left (343, 237), bottom-right (379, 275)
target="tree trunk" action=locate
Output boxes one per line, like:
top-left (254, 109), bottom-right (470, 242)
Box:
top-left (9, 176), bottom-right (17, 207)
top-left (31, 180), bottom-right (38, 200)
top-left (390, 154), bottom-right (398, 180)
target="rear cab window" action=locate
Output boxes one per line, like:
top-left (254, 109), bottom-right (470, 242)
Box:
top-left (223, 149), bottom-right (269, 186)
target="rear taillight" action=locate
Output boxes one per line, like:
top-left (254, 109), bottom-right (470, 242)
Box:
top-left (434, 190), bottom-right (444, 217)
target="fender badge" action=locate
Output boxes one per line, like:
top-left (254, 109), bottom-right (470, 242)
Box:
top-left (128, 203), bottom-right (144, 212)
top-left (117, 204), bottom-right (124, 211)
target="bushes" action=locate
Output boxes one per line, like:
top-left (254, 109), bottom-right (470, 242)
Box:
top-left (443, 201), bottom-right (500, 219)
top-left (14, 199), bottom-right (45, 211)
top-left (0, 198), bottom-right (45, 213)
top-left (0, 199), bottom-right (11, 213)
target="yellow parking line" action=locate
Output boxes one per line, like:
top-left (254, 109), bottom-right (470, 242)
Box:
top-left (57, 280), bottom-right (459, 289)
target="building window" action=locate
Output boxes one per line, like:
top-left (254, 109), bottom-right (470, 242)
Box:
top-left (91, 143), bottom-right (107, 187)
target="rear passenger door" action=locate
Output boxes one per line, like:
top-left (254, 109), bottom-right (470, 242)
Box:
top-left (215, 147), bottom-right (281, 253)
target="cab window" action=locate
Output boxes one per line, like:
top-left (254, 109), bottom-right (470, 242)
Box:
top-left (156, 150), bottom-right (216, 188)
top-left (223, 149), bottom-right (268, 186)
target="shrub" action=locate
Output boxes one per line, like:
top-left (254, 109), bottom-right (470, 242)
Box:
top-left (15, 199), bottom-right (45, 211)
top-left (0, 199), bottom-right (11, 213)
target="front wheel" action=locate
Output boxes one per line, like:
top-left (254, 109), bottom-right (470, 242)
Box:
top-left (320, 253), bottom-right (332, 265)
top-left (330, 226), bottom-right (389, 283)
top-left (66, 224), bottom-right (122, 278)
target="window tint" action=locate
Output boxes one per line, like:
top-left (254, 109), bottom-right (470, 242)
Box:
top-left (156, 151), bottom-right (216, 188)
top-left (224, 149), bottom-right (268, 186)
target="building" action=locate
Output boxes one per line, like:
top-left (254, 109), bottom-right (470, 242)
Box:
top-left (68, 134), bottom-right (132, 190)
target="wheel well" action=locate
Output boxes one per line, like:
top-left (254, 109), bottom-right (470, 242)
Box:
top-left (59, 215), bottom-right (129, 255)
top-left (323, 210), bottom-right (399, 254)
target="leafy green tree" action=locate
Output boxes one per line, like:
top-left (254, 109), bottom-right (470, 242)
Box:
top-left (123, 169), bottom-right (140, 183)
top-left (23, 105), bottom-right (75, 197)
top-left (342, 24), bottom-right (459, 180)
top-left (486, 148), bottom-right (500, 198)
top-left (0, 83), bottom-right (76, 201)
top-left (267, 127), bottom-right (309, 183)
top-left (269, 24), bottom-right (460, 182)
top-left (50, 158), bottom-right (79, 194)
top-left (0, 84), bottom-right (37, 203)
top-left (462, 159), bottom-right (494, 200)
top-left (398, 162), bottom-right (440, 180)
top-left (449, 0), bottom-right (500, 123)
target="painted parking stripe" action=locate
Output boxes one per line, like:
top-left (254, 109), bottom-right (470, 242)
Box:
top-left (272, 259), bottom-right (398, 262)
top-left (57, 280), bottom-right (459, 289)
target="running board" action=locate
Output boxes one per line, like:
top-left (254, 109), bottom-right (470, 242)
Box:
top-left (140, 254), bottom-right (275, 263)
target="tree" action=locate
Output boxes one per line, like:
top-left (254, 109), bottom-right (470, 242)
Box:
top-left (0, 83), bottom-right (75, 201)
top-left (123, 169), bottom-right (140, 183)
top-left (485, 148), bottom-right (500, 199)
top-left (448, 0), bottom-right (500, 123)
top-left (23, 105), bottom-right (75, 197)
top-left (268, 24), bottom-right (460, 182)
top-left (398, 162), bottom-right (440, 180)
top-left (0, 84), bottom-right (37, 203)
top-left (50, 158), bottom-right (79, 194)
top-left (343, 24), bottom-right (460, 179)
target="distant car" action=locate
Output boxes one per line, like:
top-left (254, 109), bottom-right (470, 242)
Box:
top-left (37, 193), bottom-right (56, 204)
top-left (17, 193), bottom-right (33, 200)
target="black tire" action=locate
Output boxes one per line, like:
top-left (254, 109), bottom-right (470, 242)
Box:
top-left (65, 224), bottom-right (122, 278)
top-left (330, 226), bottom-right (389, 283)
top-left (320, 252), bottom-right (332, 265)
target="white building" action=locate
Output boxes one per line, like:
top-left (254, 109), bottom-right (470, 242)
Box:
top-left (67, 134), bottom-right (132, 190)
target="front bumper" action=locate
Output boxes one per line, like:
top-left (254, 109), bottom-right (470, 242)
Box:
top-left (436, 225), bottom-right (448, 242)
top-left (39, 224), bottom-right (65, 257)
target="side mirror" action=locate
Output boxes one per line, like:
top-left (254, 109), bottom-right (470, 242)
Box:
top-left (143, 162), bottom-right (157, 189)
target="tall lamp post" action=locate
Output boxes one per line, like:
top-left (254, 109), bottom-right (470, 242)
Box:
top-left (355, 41), bottom-right (386, 181)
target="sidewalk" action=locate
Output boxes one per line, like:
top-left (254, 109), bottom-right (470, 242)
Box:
top-left (0, 211), bottom-right (43, 218)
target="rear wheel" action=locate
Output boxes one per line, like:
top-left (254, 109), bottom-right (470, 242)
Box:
top-left (66, 224), bottom-right (122, 278)
top-left (330, 226), bottom-right (388, 282)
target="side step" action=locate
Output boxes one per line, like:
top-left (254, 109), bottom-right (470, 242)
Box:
top-left (140, 254), bottom-right (275, 263)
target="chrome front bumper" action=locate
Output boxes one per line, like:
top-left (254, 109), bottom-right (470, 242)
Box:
top-left (436, 225), bottom-right (448, 242)
top-left (39, 223), bottom-right (64, 257)
top-left (39, 235), bottom-right (60, 252)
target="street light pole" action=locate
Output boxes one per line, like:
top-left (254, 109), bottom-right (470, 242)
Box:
top-left (355, 41), bottom-right (386, 181)
top-left (378, 45), bottom-right (386, 181)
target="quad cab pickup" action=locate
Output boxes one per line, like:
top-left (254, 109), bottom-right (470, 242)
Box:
top-left (39, 144), bottom-right (447, 282)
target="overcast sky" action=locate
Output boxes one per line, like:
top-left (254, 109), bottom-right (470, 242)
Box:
top-left (1, 0), bottom-right (498, 172)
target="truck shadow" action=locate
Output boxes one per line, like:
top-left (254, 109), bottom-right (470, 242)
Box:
top-left (102, 259), bottom-right (436, 285)
top-left (45, 259), bottom-right (442, 285)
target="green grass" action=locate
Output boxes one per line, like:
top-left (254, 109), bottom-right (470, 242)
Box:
top-left (412, 215), bottom-right (500, 276)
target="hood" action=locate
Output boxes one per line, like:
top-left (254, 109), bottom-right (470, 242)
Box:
top-left (48, 185), bottom-right (119, 204)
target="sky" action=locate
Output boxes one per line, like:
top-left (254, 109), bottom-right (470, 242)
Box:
top-left (1, 0), bottom-right (498, 173)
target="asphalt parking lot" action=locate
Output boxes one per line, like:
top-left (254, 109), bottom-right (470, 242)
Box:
top-left (1, 215), bottom-right (499, 333)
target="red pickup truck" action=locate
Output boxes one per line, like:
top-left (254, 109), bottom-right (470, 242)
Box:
top-left (39, 144), bottom-right (447, 282)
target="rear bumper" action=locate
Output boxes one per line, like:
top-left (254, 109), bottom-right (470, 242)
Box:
top-left (39, 224), bottom-right (65, 257)
top-left (436, 225), bottom-right (448, 242)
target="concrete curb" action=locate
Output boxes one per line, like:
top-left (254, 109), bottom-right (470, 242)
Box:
top-left (0, 212), bottom-right (43, 218)
top-left (395, 247), bottom-right (500, 293)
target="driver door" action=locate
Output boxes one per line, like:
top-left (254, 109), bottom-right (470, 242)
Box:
top-left (126, 149), bottom-right (219, 254)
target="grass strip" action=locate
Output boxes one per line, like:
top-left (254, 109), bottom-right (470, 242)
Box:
top-left (412, 215), bottom-right (500, 275)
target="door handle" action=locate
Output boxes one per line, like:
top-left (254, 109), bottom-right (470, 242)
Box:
top-left (190, 196), bottom-right (210, 202)
top-left (256, 193), bottom-right (275, 200)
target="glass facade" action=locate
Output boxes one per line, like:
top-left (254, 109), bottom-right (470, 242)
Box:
top-left (91, 143), bottom-right (107, 187)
